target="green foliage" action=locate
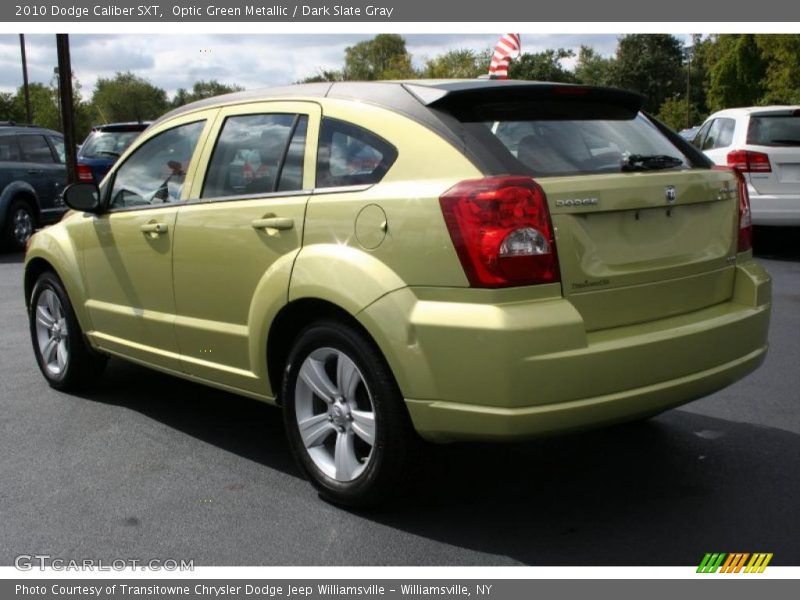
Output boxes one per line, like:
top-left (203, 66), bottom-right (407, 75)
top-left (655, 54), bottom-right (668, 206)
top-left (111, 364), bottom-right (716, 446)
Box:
top-left (705, 35), bottom-right (766, 111)
top-left (657, 96), bottom-right (704, 131)
top-left (300, 70), bottom-right (344, 83)
top-left (574, 46), bottom-right (615, 86)
top-left (509, 49), bottom-right (576, 82)
top-left (171, 79), bottom-right (244, 108)
top-left (91, 71), bottom-right (169, 123)
top-left (422, 49), bottom-right (487, 79)
top-left (612, 34), bottom-right (685, 113)
top-left (756, 34), bottom-right (800, 104)
top-left (343, 34), bottom-right (415, 80)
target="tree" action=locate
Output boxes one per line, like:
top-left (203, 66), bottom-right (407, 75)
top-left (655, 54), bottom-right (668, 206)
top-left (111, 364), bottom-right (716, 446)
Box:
top-left (612, 34), bottom-right (685, 113)
top-left (422, 49), bottom-right (488, 79)
top-left (91, 72), bottom-right (169, 123)
top-left (300, 69), bottom-right (344, 83)
top-left (756, 34), bottom-right (800, 104)
top-left (574, 46), bottom-right (615, 86)
top-left (171, 79), bottom-right (244, 107)
top-left (509, 49), bottom-right (576, 82)
top-left (657, 96), bottom-right (704, 131)
top-left (704, 35), bottom-right (766, 112)
top-left (343, 34), bottom-right (415, 80)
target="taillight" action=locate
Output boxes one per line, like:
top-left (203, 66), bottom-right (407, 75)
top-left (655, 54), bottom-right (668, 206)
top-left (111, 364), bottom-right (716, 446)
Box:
top-left (439, 176), bottom-right (559, 288)
top-left (727, 149), bottom-right (771, 173)
top-left (77, 163), bottom-right (94, 182)
top-left (714, 166), bottom-right (752, 253)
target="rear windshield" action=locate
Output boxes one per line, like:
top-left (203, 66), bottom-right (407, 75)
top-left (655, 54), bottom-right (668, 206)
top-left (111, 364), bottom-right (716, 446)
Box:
top-left (466, 114), bottom-right (690, 177)
top-left (81, 130), bottom-right (142, 159)
top-left (747, 115), bottom-right (800, 146)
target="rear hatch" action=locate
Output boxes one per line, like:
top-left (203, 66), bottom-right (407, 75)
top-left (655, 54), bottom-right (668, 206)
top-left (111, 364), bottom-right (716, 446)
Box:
top-left (744, 109), bottom-right (800, 196)
top-left (419, 82), bottom-right (740, 331)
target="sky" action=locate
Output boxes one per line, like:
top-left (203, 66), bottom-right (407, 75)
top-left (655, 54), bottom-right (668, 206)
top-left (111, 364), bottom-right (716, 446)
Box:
top-left (0, 33), bottom-right (645, 99)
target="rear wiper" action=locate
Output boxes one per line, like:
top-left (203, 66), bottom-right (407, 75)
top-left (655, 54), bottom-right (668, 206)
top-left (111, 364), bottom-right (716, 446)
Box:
top-left (621, 154), bottom-right (684, 171)
top-left (93, 150), bottom-right (121, 157)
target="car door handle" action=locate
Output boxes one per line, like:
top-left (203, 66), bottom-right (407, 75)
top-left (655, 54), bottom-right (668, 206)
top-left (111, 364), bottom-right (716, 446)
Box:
top-left (140, 222), bottom-right (168, 235)
top-left (27, 169), bottom-right (43, 175)
top-left (251, 217), bottom-right (294, 231)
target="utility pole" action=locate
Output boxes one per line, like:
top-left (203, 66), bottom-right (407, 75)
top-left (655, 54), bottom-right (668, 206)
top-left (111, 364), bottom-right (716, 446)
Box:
top-left (685, 44), bottom-right (693, 130)
top-left (19, 34), bottom-right (32, 123)
top-left (56, 34), bottom-right (77, 184)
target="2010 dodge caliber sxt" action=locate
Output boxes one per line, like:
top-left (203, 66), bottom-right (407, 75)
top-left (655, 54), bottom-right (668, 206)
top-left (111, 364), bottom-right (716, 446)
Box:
top-left (24, 80), bottom-right (771, 506)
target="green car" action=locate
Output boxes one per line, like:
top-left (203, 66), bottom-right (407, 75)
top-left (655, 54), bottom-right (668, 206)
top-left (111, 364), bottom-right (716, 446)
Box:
top-left (24, 81), bottom-right (771, 506)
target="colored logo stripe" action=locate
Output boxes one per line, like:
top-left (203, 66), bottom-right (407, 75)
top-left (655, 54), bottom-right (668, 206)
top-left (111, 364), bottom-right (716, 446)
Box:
top-left (697, 553), bottom-right (773, 573)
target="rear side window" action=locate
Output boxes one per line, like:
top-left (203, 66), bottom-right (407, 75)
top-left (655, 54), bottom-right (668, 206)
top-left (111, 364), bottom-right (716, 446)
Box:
top-left (747, 115), bottom-right (800, 146)
top-left (483, 115), bottom-right (689, 177)
top-left (316, 118), bottom-right (397, 188)
top-left (702, 118), bottom-right (735, 150)
top-left (203, 113), bottom-right (305, 199)
top-left (0, 135), bottom-right (20, 161)
top-left (20, 135), bottom-right (55, 164)
top-left (48, 136), bottom-right (65, 163)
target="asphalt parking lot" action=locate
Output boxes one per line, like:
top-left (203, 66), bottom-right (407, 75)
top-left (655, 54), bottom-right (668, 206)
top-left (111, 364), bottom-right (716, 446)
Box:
top-left (1, 228), bottom-right (798, 566)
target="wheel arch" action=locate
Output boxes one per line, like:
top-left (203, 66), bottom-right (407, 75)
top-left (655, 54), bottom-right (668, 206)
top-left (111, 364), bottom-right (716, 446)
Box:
top-left (0, 181), bottom-right (40, 230)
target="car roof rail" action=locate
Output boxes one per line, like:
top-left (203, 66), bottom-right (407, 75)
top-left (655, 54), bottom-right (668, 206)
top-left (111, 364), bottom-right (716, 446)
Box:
top-left (0, 121), bottom-right (40, 128)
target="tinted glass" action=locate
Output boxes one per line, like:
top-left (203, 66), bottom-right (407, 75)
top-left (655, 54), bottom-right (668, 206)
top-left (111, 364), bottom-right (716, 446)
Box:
top-left (109, 121), bottom-right (204, 210)
top-left (20, 135), bottom-right (55, 164)
top-left (316, 118), bottom-right (398, 188)
top-left (203, 113), bottom-right (296, 198)
top-left (693, 120), bottom-right (712, 148)
top-left (485, 115), bottom-right (689, 177)
top-left (0, 135), bottom-right (20, 161)
top-left (747, 115), bottom-right (800, 146)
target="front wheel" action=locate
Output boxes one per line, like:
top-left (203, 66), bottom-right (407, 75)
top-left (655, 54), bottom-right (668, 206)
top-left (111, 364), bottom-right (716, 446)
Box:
top-left (29, 271), bottom-right (106, 390)
top-left (282, 320), bottom-right (418, 507)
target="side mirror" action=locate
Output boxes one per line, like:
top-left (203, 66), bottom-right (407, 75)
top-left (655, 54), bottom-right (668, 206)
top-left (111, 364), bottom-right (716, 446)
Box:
top-left (63, 182), bottom-right (101, 213)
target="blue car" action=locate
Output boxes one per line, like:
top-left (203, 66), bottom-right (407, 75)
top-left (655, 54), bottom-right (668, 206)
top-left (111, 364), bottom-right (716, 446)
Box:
top-left (77, 122), bottom-right (150, 183)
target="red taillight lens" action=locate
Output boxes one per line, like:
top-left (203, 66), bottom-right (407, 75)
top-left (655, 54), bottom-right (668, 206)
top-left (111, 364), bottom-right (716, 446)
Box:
top-left (77, 164), bottom-right (94, 182)
top-left (714, 166), bottom-right (752, 253)
top-left (439, 176), bottom-right (559, 288)
top-left (727, 149), bottom-right (771, 173)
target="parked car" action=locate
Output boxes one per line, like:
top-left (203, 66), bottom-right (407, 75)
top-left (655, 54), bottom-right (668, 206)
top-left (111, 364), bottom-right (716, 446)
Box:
top-left (679, 125), bottom-right (700, 141)
top-left (77, 122), bottom-right (150, 184)
top-left (0, 123), bottom-right (67, 250)
top-left (693, 106), bottom-right (800, 225)
top-left (24, 81), bottom-right (771, 506)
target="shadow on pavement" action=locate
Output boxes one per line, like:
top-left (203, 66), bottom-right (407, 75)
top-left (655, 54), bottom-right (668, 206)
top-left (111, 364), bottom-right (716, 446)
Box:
top-left (76, 359), bottom-right (800, 566)
top-left (753, 226), bottom-right (800, 262)
top-left (0, 251), bottom-right (24, 264)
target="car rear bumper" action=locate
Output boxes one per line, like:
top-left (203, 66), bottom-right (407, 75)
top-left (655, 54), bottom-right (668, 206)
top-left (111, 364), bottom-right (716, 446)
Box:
top-left (748, 191), bottom-right (800, 225)
top-left (359, 260), bottom-right (771, 442)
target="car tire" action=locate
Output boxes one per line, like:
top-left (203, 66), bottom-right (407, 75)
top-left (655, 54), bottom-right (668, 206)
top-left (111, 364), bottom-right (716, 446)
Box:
top-left (282, 319), bottom-right (419, 508)
top-left (3, 199), bottom-right (36, 251)
top-left (29, 270), bottom-right (107, 391)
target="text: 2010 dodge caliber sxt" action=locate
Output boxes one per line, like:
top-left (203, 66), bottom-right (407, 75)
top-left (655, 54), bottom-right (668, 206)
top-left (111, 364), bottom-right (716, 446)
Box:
top-left (25, 81), bottom-right (771, 505)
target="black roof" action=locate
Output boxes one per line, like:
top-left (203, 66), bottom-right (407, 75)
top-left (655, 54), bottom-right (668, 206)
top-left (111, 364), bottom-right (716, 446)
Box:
top-left (0, 122), bottom-right (62, 136)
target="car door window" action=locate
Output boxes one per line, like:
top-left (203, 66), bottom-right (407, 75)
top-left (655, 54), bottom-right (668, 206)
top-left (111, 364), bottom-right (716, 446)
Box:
top-left (202, 113), bottom-right (305, 198)
top-left (702, 118), bottom-right (736, 150)
top-left (20, 135), bottom-right (56, 163)
top-left (108, 121), bottom-right (204, 210)
top-left (316, 117), bottom-right (398, 188)
top-left (48, 136), bottom-right (66, 163)
top-left (0, 135), bottom-right (21, 161)
top-left (693, 121), bottom-right (712, 148)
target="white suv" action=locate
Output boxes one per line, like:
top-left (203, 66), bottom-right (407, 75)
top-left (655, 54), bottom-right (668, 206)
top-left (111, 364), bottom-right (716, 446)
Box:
top-left (694, 106), bottom-right (800, 226)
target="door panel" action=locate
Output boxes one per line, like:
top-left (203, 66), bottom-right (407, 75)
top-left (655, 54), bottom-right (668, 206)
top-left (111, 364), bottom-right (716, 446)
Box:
top-left (82, 207), bottom-right (181, 369)
top-left (79, 115), bottom-right (216, 370)
top-left (173, 101), bottom-right (320, 394)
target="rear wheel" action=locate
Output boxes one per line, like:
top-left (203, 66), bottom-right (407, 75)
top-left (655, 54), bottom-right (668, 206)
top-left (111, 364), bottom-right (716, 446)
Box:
top-left (282, 320), bottom-right (418, 507)
top-left (4, 200), bottom-right (36, 251)
top-left (29, 271), bottom-right (106, 391)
